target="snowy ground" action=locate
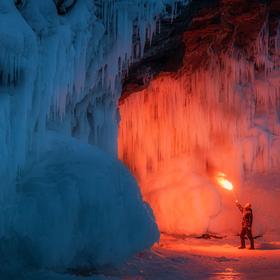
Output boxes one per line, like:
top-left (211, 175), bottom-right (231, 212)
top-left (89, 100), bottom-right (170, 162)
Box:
top-left (27, 233), bottom-right (279, 279)
top-left (24, 233), bottom-right (280, 279)
top-left (87, 234), bottom-right (280, 280)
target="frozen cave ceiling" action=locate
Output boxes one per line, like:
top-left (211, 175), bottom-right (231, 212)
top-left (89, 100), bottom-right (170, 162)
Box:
top-left (122, 0), bottom-right (280, 98)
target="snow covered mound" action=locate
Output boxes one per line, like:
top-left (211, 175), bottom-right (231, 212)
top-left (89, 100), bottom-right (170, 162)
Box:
top-left (2, 134), bottom-right (159, 273)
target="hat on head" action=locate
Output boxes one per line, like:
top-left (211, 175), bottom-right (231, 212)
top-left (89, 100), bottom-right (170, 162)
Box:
top-left (244, 202), bottom-right (251, 209)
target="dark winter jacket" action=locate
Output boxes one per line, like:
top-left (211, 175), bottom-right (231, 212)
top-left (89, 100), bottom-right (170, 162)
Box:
top-left (236, 203), bottom-right (253, 228)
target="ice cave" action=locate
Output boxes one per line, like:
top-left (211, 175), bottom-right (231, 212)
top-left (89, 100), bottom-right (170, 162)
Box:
top-left (0, 0), bottom-right (279, 279)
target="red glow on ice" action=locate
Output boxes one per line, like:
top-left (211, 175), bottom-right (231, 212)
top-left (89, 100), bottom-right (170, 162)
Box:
top-left (118, 28), bottom-right (280, 234)
top-left (118, 74), bottom-right (241, 234)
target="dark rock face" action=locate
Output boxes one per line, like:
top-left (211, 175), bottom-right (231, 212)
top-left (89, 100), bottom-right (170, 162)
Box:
top-left (182, 0), bottom-right (279, 73)
top-left (269, 0), bottom-right (280, 56)
top-left (121, 0), bottom-right (218, 98)
top-left (122, 0), bottom-right (279, 97)
top-left (53, 0), bottom-right (78, 15)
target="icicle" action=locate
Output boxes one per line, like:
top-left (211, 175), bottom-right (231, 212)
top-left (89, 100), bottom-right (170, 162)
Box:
top-left (119, 20), bottom-right (280, 188)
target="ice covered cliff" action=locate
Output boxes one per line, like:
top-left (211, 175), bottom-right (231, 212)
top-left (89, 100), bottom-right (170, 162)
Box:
top-left (119, 0), bottom-right (280, 237)
top-left (0, 0), bottom-right (180, 183)
top-left (0, 0), bottom-right (189, 275)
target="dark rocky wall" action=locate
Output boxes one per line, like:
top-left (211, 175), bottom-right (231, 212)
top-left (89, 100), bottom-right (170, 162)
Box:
top-left (121, 0), bottom-right (280, 98)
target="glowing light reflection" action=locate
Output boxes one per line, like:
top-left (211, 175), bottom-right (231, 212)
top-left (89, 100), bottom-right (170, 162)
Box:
top-left (209, 268), bottom-right (241, 280)
top-left (216, 172), bottom-right (234, 191)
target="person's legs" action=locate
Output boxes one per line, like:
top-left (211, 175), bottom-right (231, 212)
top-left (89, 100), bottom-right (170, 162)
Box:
top-left (246, 228), bottom-right (255, 249)
top-left (239, 228), bottom-right (246, 248)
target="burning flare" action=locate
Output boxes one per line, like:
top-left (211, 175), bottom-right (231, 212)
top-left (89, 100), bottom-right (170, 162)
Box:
top-left (216, 172), bottom-right (234, 191)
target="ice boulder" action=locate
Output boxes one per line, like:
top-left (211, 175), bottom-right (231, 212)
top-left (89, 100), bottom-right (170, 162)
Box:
top-left (3, 134), bottom-right (159, 271)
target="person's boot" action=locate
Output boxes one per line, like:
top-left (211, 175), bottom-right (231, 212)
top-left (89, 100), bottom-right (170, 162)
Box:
top-left (249, 238), bottom-right (255, 250)
top-left (239, 236), bottom-right (246, 249)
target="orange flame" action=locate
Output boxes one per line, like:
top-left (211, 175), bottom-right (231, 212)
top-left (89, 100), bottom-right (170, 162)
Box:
top-left (216, 172), bottom-right (234, 191)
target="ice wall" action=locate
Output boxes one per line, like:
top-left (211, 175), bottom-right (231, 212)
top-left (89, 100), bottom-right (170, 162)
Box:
top-left (0, 0), bottom-right (179, 186)
top-left (0, 0), bottom-right (185, 273)
top-left (0, 133), bottom-right (159, 276)
top-left (119, 19), bottom-right (280, 235)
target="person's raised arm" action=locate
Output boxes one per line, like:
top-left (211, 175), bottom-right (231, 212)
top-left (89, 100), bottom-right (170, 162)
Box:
top-left (235, 200), bottom-right (243, 212)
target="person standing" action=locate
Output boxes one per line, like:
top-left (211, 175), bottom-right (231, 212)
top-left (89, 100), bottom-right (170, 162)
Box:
top-left (235, 200), bottom-right (255, 249)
